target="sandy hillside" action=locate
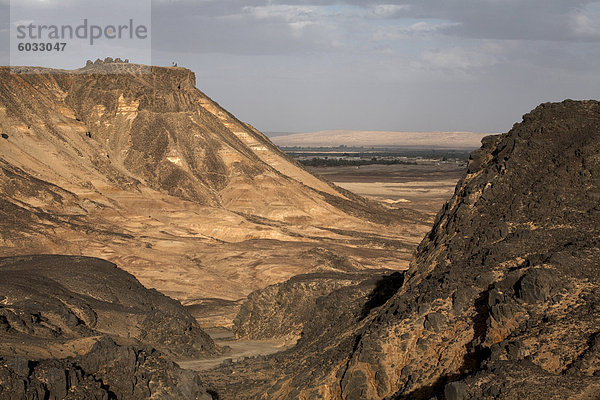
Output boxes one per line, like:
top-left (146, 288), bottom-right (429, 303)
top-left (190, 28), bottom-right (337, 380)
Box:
top-left (0, 61), bottom-right (432, 326)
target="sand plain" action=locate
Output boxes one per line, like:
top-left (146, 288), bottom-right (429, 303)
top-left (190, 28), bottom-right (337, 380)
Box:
top-left (307, 161), bottom-right (466, 214)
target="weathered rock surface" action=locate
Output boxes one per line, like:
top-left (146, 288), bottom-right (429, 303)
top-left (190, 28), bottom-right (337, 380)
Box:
top-left (0, 255), bottom-right (218, 399)
top-left (234, 272), bottom-right (364, 340)
top-left (203, 270), bottom-right (405, 398)
top-left (200, 100), bottom-right (600, 398)
top-left (0, 255), bottom-right (218, 359)
top-left (0, 336), bottom-right (212, 400)
top-left (233, 269), bottom-right (402, 340)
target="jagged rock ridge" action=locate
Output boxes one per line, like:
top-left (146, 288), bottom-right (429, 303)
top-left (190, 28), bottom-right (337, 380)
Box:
top-left (200, 100), bottom-right (600, 399)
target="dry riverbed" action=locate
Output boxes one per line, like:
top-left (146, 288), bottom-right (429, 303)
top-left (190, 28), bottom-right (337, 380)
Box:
top-left (179, 163), bottom-right (468, 369)
top-left (177, 328), bottom-right (296, 371)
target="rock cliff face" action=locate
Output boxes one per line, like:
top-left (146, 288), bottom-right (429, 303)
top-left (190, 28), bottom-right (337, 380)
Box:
top-left (201, 100), bottom-right (600, 398)
top-left (0, 64), bottom-right (428, 313)
top-left (327, 100), bottom-right (600, 399)
top-left (233, 270), bottom-right (401, 340)
top-left (0, 255), bottom-right (217, 399)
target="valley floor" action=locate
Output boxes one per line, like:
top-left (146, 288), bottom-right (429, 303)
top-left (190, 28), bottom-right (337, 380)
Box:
top-left (308, 161), bottom-right (465, 214)
top-left (181, 162), bottom-right (466, 367)
top-left (177, 328), bottom-right (296, 371)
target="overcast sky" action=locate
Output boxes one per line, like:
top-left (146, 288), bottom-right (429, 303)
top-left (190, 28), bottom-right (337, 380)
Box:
top-left (3, 0), bottom-right (600, 133)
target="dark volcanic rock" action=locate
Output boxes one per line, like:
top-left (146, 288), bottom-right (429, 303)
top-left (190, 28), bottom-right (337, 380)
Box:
top-left (0, 255), bottom-right (220, 399)
top-left (515, 267), bottom-right (557, 303)
top-left (200, 100), bottom-right (600, 398)
top-left (444, 381), bottom-right (467, 400)
top-left (202, 271), bottom-right (405, 398)
top-left (233, 271), bottom-right (379, 340)
top-left (0, 336), bottom-right (213, 400)
top-left (447, 360), bottom-right (600, 399)
top-left (0, 255), bottom-right (218, 359)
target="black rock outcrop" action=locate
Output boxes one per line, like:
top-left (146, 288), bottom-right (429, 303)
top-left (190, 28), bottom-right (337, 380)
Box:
top-left (0, 255), bottom-right (218, 359)
top-left (201, 100), bottom-right (600, 399)
top-left (0, 255), bottom-right (220, 399)
top-left (0, 336), bottom-right (212, 400)
top-left (233, 271), bottom-right (380, 340)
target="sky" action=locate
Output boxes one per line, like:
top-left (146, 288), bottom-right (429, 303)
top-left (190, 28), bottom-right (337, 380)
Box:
top-left (2, 0), bottom-right (600, 134)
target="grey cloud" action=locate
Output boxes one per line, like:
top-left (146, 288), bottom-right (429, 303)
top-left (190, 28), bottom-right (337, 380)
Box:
top-left (4, 0), bottom-right (599, 133)
top-left (151, 0), bottom-right (600, 57)
top-left (343, 0), bottom-right (598, 42)
top-left (263, 0), bottom-right (599, 42)
top-left (151, 1), bottom-right (344, 55)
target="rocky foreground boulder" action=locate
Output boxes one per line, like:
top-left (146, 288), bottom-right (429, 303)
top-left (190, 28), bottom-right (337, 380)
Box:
top-left (233, 270), bottom-right (403, 340)
top-left (0, 337), bottom-right (212, 400)
top-left (201, 100), bottom-right (600, 399)
top-left (0, 255), bottom-right (218, 399)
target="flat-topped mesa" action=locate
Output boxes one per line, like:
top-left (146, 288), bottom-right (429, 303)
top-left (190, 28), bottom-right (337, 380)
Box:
top-left (5, 61), bottom-right (196, 93)
top-left (0, 62), bottom-right (380, 212)
top-left (147, 65), bottom-right (197, 90)
top-left (78, 60), bottom-right (196, 90)
top-left (71, 65), bottom-right (198, 105)
top-left (0, 62), bottom-right (420, 306)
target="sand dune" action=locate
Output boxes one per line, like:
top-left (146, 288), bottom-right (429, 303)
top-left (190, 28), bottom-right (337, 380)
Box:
top-left (271, 129), bottom-right (491, 148)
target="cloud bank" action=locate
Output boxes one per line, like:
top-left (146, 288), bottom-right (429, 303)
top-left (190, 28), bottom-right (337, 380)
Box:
top-left (7, 0), bottom-right (600, 132)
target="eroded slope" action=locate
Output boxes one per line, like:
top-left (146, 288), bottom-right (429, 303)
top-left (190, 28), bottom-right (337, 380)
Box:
top-left (0, 63), bottom-right (429, 320)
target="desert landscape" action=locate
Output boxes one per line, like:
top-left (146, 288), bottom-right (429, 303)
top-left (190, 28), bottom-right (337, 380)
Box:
top-left (3, 0), bottom-right (600, 398)
top-left (270, 130), bottom-right (489, 149)
top-left (0, 60), bottom-right (434, 398)
top-left (307, 162), bottom-right (466, 214)
top-left (0, 55), bottom-right (598, 399)
top-left (0, 61), bottom-right (431, 319)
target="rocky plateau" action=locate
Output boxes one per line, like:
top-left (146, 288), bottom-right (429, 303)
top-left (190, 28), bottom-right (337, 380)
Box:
top-left (0, 61), bottom-right (428, 328)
